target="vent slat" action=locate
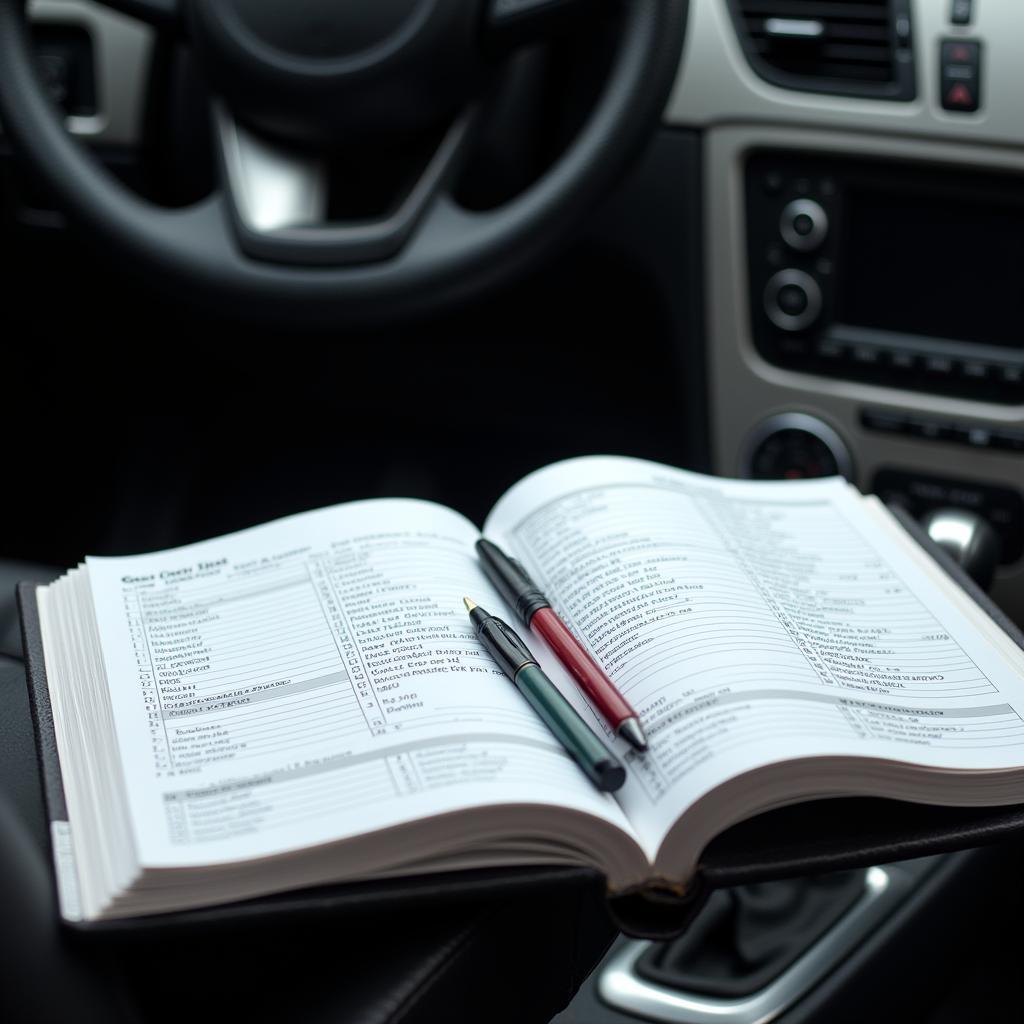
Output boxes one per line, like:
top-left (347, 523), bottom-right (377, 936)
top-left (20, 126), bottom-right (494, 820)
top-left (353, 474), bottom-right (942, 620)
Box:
top-left (740, 1), bottom-right (888, 16)
top-left (753, 41), bottom-right (892, 61)
top-left (737, 0), bottom-right (898, 88)
top-left (741, 2), bottom-right (886, 16)
top-left (750, 24), bottom-right (892, 42)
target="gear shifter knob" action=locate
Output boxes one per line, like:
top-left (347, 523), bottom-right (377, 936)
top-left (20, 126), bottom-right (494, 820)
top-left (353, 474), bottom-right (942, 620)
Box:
top-left (920, 508), bottom-right (1000, 592)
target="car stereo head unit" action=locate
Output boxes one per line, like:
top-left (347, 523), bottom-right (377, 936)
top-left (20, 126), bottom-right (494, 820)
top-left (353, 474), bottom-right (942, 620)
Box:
top-left (745, 152), bottom-right (1024, 404)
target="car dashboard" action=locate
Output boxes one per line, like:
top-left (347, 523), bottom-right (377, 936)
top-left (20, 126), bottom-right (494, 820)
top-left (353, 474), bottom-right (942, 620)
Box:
top-left (667, 0), bottom-right (1024, 624)
top-left (8, 0), bottom-right (1023, 630)
top-left (1, 4), bottom-right (1023, 1023)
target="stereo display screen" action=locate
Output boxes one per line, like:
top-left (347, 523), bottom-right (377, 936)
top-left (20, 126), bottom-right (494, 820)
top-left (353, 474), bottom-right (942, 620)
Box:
top-left (838, 186), bottom-right (1024, 350)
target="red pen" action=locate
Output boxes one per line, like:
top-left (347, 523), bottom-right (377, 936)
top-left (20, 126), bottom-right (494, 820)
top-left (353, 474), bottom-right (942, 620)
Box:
top-left (475, 539), bottom-right (648, 752)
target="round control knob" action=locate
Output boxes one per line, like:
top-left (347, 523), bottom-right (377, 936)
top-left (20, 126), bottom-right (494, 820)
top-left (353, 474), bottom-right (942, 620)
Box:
top-left (764, 269), bottom-right (822, 332)
top-left (741, 413), bottom-right (854, 481)
top-left (780, 198), bottom-right (828, 252)
top-left (921, 508), bottom-right (1001, 591)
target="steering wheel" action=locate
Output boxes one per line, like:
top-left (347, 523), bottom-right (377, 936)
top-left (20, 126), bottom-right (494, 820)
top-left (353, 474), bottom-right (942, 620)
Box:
top-left (0, 0), bottom-right (687, 324)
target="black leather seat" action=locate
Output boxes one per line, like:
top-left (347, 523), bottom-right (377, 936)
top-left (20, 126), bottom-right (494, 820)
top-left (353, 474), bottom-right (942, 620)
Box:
top-left (0, 569), bottom-right (616, 1023)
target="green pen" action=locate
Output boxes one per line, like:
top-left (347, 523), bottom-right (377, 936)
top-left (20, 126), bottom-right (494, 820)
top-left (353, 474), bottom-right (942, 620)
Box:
top-left (463, 598), bottom-right (627, 793)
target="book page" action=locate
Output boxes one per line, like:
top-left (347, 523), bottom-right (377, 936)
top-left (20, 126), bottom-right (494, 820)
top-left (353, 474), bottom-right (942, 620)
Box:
top-left (84, 499), bottom-right (630, 868)
top-left (485, 456), bottom-right (1024, 853)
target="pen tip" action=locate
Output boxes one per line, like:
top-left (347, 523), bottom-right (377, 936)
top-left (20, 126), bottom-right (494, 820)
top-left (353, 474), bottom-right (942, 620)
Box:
top-left (618, 718), bottom-right (648, 753)
top-left (463, 597), bottom-right (477, 613)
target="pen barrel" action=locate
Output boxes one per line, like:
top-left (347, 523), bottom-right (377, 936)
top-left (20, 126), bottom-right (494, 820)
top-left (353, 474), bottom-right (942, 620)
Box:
top-left (475, 539), bottom-right (551, 626)
top-left (530, 608), bottom-right (635, 727)
top-left (513, 664), bottom-right (626, 793)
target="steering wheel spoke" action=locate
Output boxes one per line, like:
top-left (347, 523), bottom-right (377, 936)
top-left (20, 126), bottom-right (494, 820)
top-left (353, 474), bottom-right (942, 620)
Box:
top-left (212, 106), bottom-right (479, 266)
top-left (0, 0), bottom-right (687, 323)
top-left (485, 0), bottom-right (605, 49)
top-left (87, 0), bottom-right (180, 31)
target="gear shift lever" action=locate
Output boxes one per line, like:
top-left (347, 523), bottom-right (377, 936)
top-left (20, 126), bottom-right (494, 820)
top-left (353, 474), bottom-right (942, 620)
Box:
top-left (920, 508), bottom-right (1001, 592)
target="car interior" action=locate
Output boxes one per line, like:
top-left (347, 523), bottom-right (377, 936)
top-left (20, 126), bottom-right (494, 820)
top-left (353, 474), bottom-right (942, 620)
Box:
top-left (1, 0), bottom-right (1022, 1021)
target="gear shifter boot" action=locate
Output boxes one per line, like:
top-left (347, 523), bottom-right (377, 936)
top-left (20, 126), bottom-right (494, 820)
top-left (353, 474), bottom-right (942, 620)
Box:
top-left (636, 871), bottom-right (866, 998)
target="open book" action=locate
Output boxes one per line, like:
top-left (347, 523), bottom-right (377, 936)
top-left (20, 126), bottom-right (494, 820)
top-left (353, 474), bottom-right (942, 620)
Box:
top-left (28, 456), bottom-right (1024, 923)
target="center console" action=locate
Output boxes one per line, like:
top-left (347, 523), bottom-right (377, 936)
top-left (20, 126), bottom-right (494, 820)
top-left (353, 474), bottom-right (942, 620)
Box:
top-left (702, 125), bottom-right (1024, 626)
top-left (746, 153), bottom-right (1024, 405)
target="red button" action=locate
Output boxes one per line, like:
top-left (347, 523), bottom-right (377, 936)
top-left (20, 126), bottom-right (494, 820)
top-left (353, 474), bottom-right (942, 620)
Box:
top-left (946, 82), bottom-right (975, 107)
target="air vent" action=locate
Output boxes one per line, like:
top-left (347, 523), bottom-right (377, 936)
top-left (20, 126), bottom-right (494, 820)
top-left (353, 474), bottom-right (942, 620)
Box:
top-left (730, 0), bottom-right (916, 100)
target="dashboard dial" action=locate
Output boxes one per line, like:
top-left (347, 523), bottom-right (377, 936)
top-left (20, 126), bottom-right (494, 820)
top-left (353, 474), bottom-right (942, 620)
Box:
top-left (742, 413), bottom-right (854, 481)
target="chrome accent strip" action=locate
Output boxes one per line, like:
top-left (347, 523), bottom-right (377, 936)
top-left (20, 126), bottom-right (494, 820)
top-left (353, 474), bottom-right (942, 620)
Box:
top-left (764, 18), bottom-right (825, 39)
top-left (215, 107), bottom-right (329, 233)
top-left (214, 105), bottom-right (477, 265)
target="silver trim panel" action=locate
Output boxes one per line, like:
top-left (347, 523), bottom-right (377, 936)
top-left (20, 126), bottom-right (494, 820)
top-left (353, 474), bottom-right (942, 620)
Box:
top-left (599, 866), bottom-right (900, 1024)
top-left (216, 109), bottom-right (328, 233)
top-left (13, 1), bottom-right (155, 146)
top-left (704, 124), bottom-right (1024, 625)
top-left (665, 0), bottom-right (1024, 150)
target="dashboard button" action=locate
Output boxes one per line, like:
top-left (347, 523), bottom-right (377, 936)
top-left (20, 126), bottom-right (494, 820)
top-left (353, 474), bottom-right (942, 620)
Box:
top-left (895, 13), bottom-right (912, 47)
top-left (943, 79), bottom-right (979, 111)
top-left (863, 410), bottom-right (1023, 455)
top-left (951, 0), bottom-right (973, 25)
top-left (861, 409), bottom-right (906, 434)
top-left (777, 284), bottom-right (808, 316)
top-left (941, 39), bottom-right (981, 112)
top-left (914, 420), bottom-right (955, 442)
top-left (779, 198), bottom-right (829, 252)
top-left (925, 355), bottom-right (954, 375)
top-left (793, 213), bottom-right (814, 237)
top-left (942, 40), bottom-right (979, 65)
top-left (852, 345), bottom-right (881, 365)
top-left (764, 269), bottom-right (822, 332)
top-left (952, 425), bottom-right (993, 447)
